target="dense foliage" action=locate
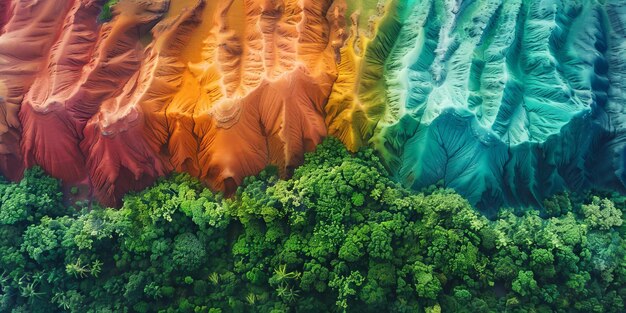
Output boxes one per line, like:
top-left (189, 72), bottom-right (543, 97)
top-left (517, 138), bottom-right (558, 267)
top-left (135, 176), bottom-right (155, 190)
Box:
top-left (1, 138), bottom-right (625, 312)
top-left (97, 0), bottom-right (119, 22)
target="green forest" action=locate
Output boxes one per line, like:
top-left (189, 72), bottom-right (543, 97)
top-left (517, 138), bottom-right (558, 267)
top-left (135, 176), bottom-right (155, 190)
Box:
top-left (0, 138), bottom-right (625, 312)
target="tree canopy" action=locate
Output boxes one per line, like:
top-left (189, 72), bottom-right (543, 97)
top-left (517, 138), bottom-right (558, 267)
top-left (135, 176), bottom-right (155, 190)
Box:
top-left (0, 138), bottom-right (625, 312)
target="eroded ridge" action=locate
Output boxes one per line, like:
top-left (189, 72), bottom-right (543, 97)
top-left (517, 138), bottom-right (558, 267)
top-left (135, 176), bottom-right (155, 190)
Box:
top-left (0, 0), bottom-right (625, 208)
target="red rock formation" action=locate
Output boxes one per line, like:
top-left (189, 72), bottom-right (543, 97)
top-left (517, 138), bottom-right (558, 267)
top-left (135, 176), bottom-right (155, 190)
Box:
top-left (19, 0), bottom-right (169, 193)
top-left (0, 0), bottom-right (344, 204)
top-left (82, 0), bottom-right (204, 205)
top-left (20, 0), bottom-right (102, 184)
top-left (0, 0), bottom-right (74, 180)
top-left (0, 0), bottom-right (14, 32)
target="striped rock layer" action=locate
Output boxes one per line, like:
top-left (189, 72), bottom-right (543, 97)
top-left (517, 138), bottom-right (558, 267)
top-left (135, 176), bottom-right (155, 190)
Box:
top-left (0, 0), bottom-right (624, 210)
